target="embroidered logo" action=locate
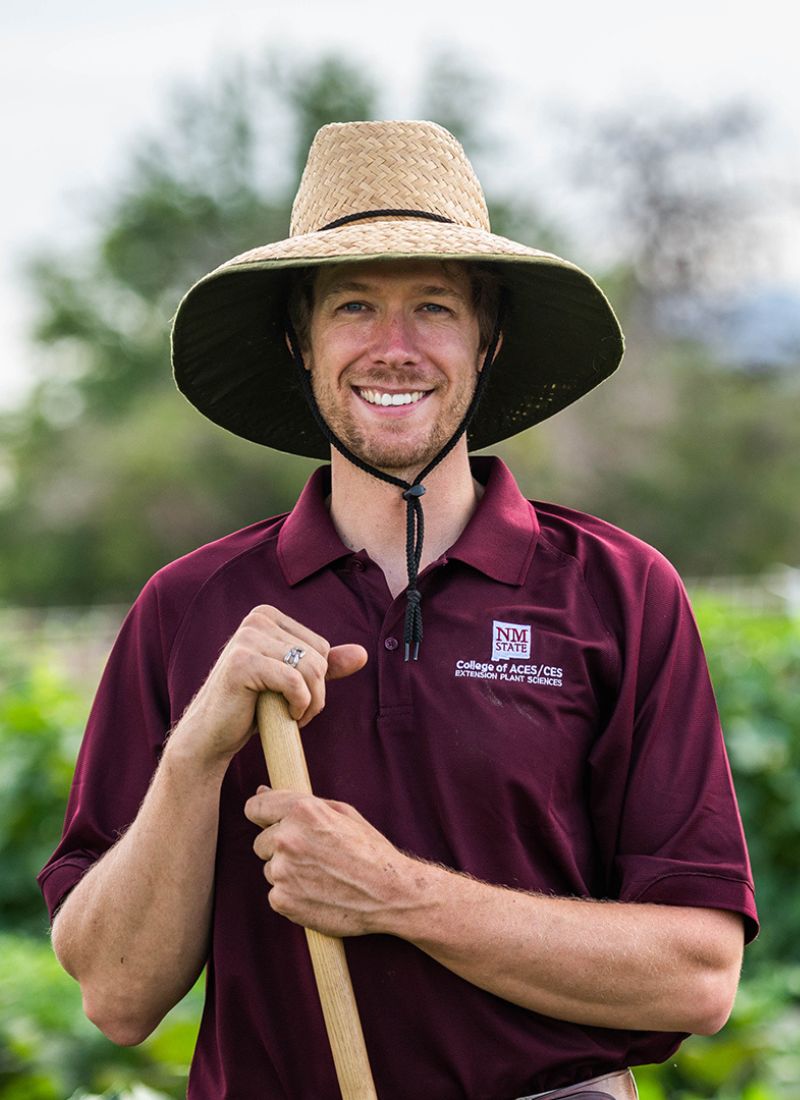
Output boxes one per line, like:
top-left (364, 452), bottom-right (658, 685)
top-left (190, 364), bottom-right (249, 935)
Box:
top-left (492, 620), bottom-right (531, 661)
top-left (453, 620), bottom-right (563, 687)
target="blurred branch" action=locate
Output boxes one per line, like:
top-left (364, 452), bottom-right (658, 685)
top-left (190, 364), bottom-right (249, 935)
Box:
top-left (561, 99), bottom-right (769, 299)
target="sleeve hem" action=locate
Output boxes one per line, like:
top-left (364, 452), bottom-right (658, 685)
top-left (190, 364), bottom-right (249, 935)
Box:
top-left (623, 870), bottom-right (759, 943)
top-left (37, 853), bottom-right (98, 923)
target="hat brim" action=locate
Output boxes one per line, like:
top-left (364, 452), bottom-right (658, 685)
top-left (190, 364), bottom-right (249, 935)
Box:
top-left (171, 221), bottom-right (624, 459)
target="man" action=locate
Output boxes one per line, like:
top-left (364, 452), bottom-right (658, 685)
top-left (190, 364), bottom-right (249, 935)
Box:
top-left (40, 121), bottom-right (757, 1099)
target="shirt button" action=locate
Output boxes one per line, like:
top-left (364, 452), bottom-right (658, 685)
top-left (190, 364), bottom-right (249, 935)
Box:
top-left (352, 560), bottom-right (365, 571)
top-left (384, 636), bottom-right (399, 651)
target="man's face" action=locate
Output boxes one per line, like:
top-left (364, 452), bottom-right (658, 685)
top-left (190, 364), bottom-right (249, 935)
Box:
top-left (305, 259), bottom-right (485, 477)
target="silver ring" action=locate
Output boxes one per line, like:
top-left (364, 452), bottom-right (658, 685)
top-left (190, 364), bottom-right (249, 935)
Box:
top-left (283, 646), bottom-right (305, 669)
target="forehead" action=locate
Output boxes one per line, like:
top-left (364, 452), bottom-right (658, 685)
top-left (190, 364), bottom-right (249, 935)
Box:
top-left (313, 258), bottom-right (473, 300)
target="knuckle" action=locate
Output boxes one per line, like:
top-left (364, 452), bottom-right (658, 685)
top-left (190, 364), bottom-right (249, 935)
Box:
top-left (269, 851), bottom-right (287, 878)
top-left (244, 605), bottom-right (279, 633)
top-left (286, 667), bottom-right (311, 697)
top-left (231, 629), bottom-right (255, 654)
top-left (252, 832), bottom-right (270, 860)
top-left (226, 628), bottom-right (258, 662)
top-left (294, 796), bottom-right (325, 826)
top-left (242, 607), bottom-right (264, 629)
top-left (305, 656), bottom-right (326, 684)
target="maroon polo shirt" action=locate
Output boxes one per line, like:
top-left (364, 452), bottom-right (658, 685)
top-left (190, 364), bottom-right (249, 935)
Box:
top-left (39, 456), bottom-right (757, 1100)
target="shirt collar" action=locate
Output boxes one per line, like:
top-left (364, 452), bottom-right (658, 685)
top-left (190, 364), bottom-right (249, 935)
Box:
top-left (277, 466), bottom-right (352, 585)
top-left (277, 456), bottom-right (539, 587)
top-left (447, 456), bottom-right (539, 585)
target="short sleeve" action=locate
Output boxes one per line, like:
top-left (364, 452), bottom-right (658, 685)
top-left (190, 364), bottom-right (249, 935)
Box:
top-left (37, 578), bottom-right (172, 921)
top-left (588, 551), bottom-right (758, 942)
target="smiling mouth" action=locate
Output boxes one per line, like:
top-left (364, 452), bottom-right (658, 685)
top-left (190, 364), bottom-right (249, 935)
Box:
top-left (355, 388), bottom-right (430, 407)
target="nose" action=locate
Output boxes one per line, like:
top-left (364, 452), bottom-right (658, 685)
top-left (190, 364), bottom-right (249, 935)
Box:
top-left (369, 310), bottom-right (421, 367)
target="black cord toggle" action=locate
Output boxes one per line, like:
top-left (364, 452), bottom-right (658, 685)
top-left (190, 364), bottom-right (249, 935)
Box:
top-left (401, 485), bottom-right (425, 661)
top-left (403, 588), bottom-right (423, 662)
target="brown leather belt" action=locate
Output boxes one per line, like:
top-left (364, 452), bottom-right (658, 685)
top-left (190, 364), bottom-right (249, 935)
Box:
top-left (517, 1068), bottom-right (638, 1099)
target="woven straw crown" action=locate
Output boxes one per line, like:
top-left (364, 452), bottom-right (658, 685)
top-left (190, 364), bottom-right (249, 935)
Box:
top-left (290, 120), bottom-right (490, 236)
top-left (171, 119), bottom-right (625, 459)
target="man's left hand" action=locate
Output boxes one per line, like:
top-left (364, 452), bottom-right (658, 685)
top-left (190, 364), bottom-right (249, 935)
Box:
top-left (245, 787), bottom-right (416, 937)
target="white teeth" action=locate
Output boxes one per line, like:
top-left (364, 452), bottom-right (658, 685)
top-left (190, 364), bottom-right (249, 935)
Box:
top-left (358, 389), bottom-right (426, 407)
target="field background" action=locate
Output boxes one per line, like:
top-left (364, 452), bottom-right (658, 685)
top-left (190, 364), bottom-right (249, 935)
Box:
top-left (1, 30), bottom-right (798, 1100)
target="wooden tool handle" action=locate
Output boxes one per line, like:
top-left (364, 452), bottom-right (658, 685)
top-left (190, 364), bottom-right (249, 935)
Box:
top-left (256, 692), bottom-right (378, 1100)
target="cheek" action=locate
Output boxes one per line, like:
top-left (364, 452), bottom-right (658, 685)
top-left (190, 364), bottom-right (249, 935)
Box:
top-left (309, 328), bottom-right (365, 380)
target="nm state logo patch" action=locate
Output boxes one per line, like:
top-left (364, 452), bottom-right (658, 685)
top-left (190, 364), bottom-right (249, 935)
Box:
top-left (492, 620), bottom-right (531, 661)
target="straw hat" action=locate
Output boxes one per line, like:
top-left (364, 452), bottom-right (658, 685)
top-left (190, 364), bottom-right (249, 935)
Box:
top-left (171, 120), bottom-right (624, 459)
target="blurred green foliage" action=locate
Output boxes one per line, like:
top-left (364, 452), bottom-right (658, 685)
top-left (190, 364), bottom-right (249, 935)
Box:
top-left (692, 600), bottom-right (800, 973)
top-left (1, 600), bottom-right (798, 1096)
top-left (0, 640), bottom-right (203, 1099)
top-left (0, 654), bottom-right (83, 934)
top-left (0, 931), bottom-right (201, 1099)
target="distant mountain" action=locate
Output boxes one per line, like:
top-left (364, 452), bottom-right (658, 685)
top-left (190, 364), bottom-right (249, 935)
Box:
top-left (658, 284), bottom-right (800, 371)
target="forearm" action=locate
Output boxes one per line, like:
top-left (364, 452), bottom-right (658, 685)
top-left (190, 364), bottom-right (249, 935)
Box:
top-left (384, 861), bottom-right (743, 1034)
top-left (248, 789), bottom-right (743, 1034)
top-left (52, 607), bottom-right (367, 1045)
top-left (52, 728), bottom-right (229, 1045)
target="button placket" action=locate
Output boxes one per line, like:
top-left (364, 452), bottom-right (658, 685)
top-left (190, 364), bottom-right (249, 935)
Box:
top-left (377, 603), bottom-right (413, 713)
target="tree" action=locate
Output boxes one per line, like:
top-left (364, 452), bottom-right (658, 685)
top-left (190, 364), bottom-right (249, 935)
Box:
top-left (0, 50), bottom-right (556, 606)
top-left (498, 100), bottom-right (800, 576)
top-left (560, 100), bottom-right (768, 303)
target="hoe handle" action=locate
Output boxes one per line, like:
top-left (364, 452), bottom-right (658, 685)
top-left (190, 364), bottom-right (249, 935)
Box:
top-left (256, 692), bottom-right (378, 1100)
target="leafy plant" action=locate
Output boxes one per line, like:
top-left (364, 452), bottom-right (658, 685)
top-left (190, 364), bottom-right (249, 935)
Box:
top-left (693, 599), bottom-right (800, 972)
top-left (0, 933), bottom-right (201, 1100)
top-left (0, 648), bottom-right (85, 933)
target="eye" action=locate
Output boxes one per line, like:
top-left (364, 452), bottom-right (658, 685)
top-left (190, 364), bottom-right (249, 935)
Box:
top-left (338, 301), bottom-right (369, 313)
top-left (420, 302), bottom-right (450, 314)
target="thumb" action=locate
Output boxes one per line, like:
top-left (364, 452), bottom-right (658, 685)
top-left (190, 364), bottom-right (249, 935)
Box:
top-left (326, 643), bottom-right (369, 680)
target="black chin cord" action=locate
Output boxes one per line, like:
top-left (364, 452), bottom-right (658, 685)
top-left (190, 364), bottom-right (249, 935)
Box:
top-left (285, 306), bottom-right (503, 660)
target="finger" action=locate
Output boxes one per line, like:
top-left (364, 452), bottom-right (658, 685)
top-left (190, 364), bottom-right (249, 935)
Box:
top-left (255, 827), bottom-right (274, 862)
top-left (284, 642), bottom-right (366, 726)
top-left (326, 798), bottom-right (368, 822)
top-left (244, 787), bottom-right (306, 827)
top-left (262, 658), bottom-right (314, 723)
top-left (242, 609), bottom-right (364, 720)
top-left (251, 627), bottom-right (330, 724)
top-left (252, 826), bottom-right (275, 862)
top-left (283, 646), bottom-right (329, 726)
top-left (217, 625), bottom-right (315, 718)
top-left (249, 606), bottom-right (331, 662)
top-left (325, 644), bottom-right (369, 681)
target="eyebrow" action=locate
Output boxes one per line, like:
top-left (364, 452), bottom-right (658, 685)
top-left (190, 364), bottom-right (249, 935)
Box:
top-left (416, 284), bottom-right (467, 302)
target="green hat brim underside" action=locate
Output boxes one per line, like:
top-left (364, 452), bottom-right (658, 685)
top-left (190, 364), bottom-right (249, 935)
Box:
top-left (171, 251), bottom-right (624, 460)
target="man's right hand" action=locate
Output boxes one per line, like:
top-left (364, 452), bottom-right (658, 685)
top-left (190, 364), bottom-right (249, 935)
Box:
top-left (172, 605), bottom-right (368, 766)
top-left (52, 603), bottom-right (367, 1046)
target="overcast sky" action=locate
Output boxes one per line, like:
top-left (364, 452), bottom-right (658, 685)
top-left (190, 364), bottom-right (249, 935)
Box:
top-left (2, 0), bottom-right (798, 407)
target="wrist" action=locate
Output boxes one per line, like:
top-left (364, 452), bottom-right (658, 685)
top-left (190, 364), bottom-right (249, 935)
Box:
top-left (374, 853), bottom-right (449, 939)
top-left (163, 718), bottom-right (236, 781)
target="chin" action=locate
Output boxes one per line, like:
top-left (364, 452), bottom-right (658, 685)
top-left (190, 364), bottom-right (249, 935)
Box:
top-left (330, 403), bottom-right (469, 475)
top-left (356, 437), bottom-right (445, 475)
